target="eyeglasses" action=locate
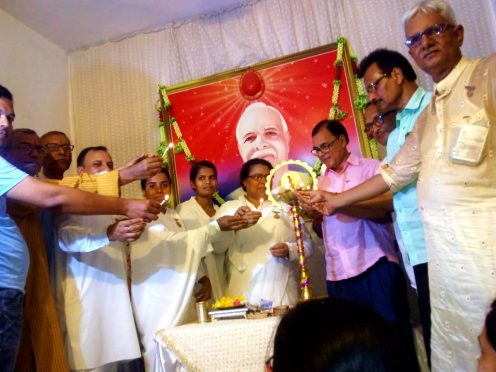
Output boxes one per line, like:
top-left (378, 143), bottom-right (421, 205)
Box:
top-left (0, 110), bottom-right (15, 123)
top-left (44, 143), bottom-right (75, 153)
top-left (311, 136), bottom-right (339, 156)
top-left (365, 73), bottom-right (389, 94)
top-left (10, 142), bottom-right (46, 155)
top-left (405, 23), bottom-right (454, 49)
top-left (247, 173), bottom-right (270, 182)
top-left (364, 112), bottom-right (386, 133)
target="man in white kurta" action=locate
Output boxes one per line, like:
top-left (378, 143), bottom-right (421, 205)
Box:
top-left (300, 4), bottom-right (496, 370)
top-left (55, 146), bottom-right (147, 371)
top-left (56, 214), bottom-right (142, 370)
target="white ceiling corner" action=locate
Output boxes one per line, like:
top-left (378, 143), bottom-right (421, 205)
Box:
top-left (0, 0), bottom-right (251, 52)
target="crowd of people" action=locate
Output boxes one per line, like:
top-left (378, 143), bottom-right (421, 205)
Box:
top-left (1, 0), bottom-right (495, 371)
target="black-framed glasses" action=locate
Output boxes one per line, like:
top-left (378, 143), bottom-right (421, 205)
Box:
top-left (364, 112), bottom-right (386, 132)
top-left (405, 23), bottom-right (454, 49)
top-left (0, 110), bottom-right (15, 123)
top-left (365, 73), bottom-right (389, 94)
top-left (10, 142), bottom-right (46, 155)
top-left (311, 136), bottom-right (339, 156)
top-left (247, 173), bottom-right (270, 182)
top-left (44, 143), bottom-right (75, 153)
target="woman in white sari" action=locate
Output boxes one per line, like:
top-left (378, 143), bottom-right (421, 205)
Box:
top-left (218, 158), bottom-right (313, 307)
top-left (176, 160), bottom-right (227, 300)
top-left (131, 168), bottom-right (257, 371)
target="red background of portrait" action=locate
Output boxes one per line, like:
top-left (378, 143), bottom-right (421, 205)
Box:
top-left (167, 48), bottom-right (362, 201)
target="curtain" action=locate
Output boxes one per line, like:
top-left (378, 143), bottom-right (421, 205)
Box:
top-left (68, 0), bottom-right (496, 197)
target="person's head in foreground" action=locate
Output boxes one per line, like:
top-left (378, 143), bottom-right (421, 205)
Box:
top-left (478, 299), bottom-right (496, 372)
top-left (236, 102), bottom-right (290, 166)
top-left (402, 0), bottom-right (464, 83)
top-left (271, 297), bottom-right (404, 372)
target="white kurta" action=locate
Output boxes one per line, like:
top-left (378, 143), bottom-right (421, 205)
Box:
top-left (176, 197), bottom-right (229, 300)
top-left (131, 208), bottom-right (219, 371)
top-left (381, 56), bottom-right (496, 371)
top-left (55, 214), bottom-right (141, 370)
top-left (218, 197), bottom-right (313, 307)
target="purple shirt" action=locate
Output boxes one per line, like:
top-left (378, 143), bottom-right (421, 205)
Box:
top-left (319, 153), bottom-right (398, 281)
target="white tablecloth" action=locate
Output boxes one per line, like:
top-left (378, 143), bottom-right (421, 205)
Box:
top-left (154, 316), bottom-right (280, 372)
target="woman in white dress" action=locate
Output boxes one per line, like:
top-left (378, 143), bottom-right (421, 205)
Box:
top-left (131, 168), bottom-right (258, 371)
top-left (218, 158), bottom-right (313, 307)
top-left (176, 160), bottom-right (227, 300)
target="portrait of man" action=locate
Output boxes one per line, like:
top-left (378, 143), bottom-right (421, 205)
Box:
top-left (236, 102), bottom-right (290, 166)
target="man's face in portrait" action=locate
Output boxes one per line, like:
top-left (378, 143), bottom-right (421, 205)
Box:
top-left (236, 105), bottom-right (290, 166)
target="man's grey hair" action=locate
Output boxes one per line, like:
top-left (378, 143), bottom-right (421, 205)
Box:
top-left (236, 102), bottom-right (289, 140)
top-left (402, 0), bottom-right (457, 28)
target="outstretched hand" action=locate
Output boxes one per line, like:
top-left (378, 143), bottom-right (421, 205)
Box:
top-left (108, 218), bottom-right (146, 242)
top-left (296, 190), bottom-right (337, 216)
top-left (124, 199), bottom-right (160, 222)
top-left (269, 242), bottom-right (289, 258)
top-left (119, 154), bottom-right (163, 185)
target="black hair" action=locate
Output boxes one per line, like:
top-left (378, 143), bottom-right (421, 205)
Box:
top-left (486, 299), bottom-right (496, 351)
top-left (140, 167), bottom-right (172, 190)
top-left (311, 119), bottom-right (349, 144)
top-left (190, 160), bottom-right (217, 182)
top-left (76, 146), bottom-right (108, 167)
top-left (272, 298), bottom-right (403, 372)
top-left (358, 48), bottom-right (417, 82)
top-left (0, 84), bottom-right (13, 101)
top-left (239, 158), bottom-right (273, 191)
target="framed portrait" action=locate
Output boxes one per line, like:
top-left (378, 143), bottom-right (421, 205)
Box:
top-left (160, 42), bottom-right (371, 203)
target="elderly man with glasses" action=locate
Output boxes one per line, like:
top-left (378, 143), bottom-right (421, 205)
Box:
top-left (2, 128), bottom-right (69, 371)
top-left (298, 1), bottom-right (496, 370)
top-left (358, 47), bottom-right (433, 364)
top-left (306, 119), bottom-right (419, 371)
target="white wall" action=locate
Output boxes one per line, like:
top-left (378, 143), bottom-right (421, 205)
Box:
top-left (0, 9), bottom-right (69, 140)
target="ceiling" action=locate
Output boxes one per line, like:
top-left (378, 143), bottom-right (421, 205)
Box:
top-left (0, 0), bottom-right (249, 52)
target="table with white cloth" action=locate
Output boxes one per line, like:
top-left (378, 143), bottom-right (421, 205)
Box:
top-left (154, 316), bottom-right (280, 372)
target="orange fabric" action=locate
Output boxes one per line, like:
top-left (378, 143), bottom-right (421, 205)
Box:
top-left (9, 202), bottom-right (69, 372)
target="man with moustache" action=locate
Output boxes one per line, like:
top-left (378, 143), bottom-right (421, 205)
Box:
top-left (363, 103), bottom-right (396, 147)
top-left (0, 84), bottom-right (160, 372)
top-left (297, 1), bottom-right (496, 369)
top-left (358, 48), bottom-right (432, 363)
top-left (40, 130), bottom-right (73, 181)
top-left (308, 119), bottom-right (418, 370)
top-left (2, 128), bottom-right (69, 371)
top-left (55, 146), bottom-right (148, 371)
